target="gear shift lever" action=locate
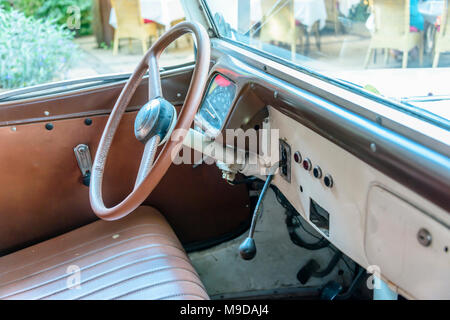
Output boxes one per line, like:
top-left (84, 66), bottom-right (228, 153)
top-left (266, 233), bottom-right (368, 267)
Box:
top-left (239, 174), bottom-right (274, 260)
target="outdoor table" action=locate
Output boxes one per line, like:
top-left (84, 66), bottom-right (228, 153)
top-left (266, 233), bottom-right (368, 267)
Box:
top-left (418, 0), bottom-right (444, 24)
top-left (293, 0), bottom-right (327, 31)
top-left (337, 0), bottom-right (361, 17)
top-left (109, 0), bottom-right (184, 30)
top-left (250, 0), bottom-right (328, 31)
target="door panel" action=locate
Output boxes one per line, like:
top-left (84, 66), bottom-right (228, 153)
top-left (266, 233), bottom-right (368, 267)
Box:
top-left (0, 72), bottom-right (251, 255)
top-left (0, 69), bottom-right (192, 127)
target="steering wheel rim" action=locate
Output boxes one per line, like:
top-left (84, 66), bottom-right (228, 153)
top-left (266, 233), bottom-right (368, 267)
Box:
top-left (89, 22), bottom-right (210, 221)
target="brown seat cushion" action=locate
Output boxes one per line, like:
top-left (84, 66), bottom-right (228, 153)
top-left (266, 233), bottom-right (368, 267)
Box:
top-left (0, 206), bottom-right (208, 300)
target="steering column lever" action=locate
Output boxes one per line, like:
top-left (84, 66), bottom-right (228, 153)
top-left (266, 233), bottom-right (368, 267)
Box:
top-left (239, 173), bottom-right (274, 260)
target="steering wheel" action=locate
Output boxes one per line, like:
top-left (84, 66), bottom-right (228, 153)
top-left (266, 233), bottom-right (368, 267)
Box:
top-left (89, 22), bottom-right (210, 221)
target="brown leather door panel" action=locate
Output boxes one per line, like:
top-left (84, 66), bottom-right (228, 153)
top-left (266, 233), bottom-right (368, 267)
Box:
top-left (0, 72), bottom-right (250, 255)
top-left (0, 69), bottom-right (193, 127)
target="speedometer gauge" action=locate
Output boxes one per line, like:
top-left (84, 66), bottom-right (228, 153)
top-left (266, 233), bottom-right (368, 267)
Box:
top-left (196, 74), bottom-right (236, 136)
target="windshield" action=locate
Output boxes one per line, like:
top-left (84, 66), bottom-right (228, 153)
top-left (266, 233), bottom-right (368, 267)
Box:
top-left (204, 0), bottom-right (450, 126)
top-left (0, 0), bottom-right (193, 96)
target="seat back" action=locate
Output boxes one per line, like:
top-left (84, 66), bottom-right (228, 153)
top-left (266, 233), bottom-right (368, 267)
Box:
top-left (372, 0), bottom-right (409, 36)
top-left (111, 0), bottom-right (145, 37)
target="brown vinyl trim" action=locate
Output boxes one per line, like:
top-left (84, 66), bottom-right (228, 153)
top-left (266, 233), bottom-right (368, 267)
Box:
top-left (0, 66), bottom-right (194, 127)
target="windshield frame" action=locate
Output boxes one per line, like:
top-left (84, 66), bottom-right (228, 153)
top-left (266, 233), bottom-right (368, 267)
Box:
top-left (0, 62), bottom-right (195, 103)
top-left (200, 0), bottom-right (450, 133)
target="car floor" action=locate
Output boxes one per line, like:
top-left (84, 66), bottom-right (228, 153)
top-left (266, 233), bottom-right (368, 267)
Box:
top-left (189, 188), bottom-right (356, 299)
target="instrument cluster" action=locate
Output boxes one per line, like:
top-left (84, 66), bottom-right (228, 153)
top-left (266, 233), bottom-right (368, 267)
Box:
top-left (195, 73), bottom-right (236, 136)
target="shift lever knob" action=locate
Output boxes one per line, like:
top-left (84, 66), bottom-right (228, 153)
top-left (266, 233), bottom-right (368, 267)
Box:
top-left (239, 237), bottom-right (256, 260)
top-left (238, 174), bottom-right (274, 261)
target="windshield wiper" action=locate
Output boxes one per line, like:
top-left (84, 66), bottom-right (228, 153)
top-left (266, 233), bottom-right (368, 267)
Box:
top-left (334, 78), bottom-right (450, 131)
top-left (401, 94), bottom-right (450, 103)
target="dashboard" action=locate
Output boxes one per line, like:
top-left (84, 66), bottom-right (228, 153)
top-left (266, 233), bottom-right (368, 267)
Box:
top-left (186, 39), bottom-right (450, 299)
top-left (195, 73), bottom-right (236, 136)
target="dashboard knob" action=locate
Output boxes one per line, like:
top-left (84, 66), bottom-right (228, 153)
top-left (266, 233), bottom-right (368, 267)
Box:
top-left (324, 174), bottom-right (334, 188)
top-left (302, 158), bottom-right (312, 171)
top-left (313, 166), bottom-right (322, 179)
top-left (294, 151), bottom-right (302, 163)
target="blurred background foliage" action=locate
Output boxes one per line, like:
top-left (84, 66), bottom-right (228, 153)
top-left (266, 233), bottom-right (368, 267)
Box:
top-left (0, 7), bottom-right (79, 89)
top-left (348, 0), bottom-right (370, 22)
top-left (0, 0), bottom-right (93, 36)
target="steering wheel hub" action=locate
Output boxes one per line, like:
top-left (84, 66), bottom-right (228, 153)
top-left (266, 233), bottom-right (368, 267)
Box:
top-left (134, 98), bottom-right (176, 144)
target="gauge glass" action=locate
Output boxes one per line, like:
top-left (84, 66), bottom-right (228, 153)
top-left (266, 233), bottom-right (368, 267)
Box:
top-left (197, 74), bottom-right (236, 134)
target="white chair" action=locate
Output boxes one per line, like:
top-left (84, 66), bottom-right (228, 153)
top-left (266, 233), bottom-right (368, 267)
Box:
top-left (364, 0), bottom-right (423, 68)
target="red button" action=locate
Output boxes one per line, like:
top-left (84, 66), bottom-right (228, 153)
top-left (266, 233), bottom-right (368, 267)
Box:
top-left (302, 158), bottom-right (311, 171)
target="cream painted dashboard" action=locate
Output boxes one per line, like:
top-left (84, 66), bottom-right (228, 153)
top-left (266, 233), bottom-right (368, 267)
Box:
top-left (268, 106), bottom-right (450, 300)
top-left (195, 39), bottom-right (450, 299)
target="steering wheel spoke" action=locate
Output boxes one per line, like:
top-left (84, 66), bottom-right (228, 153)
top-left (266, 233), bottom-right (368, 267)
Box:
top-left (135, 134), bottom-right (161, 189)
top-left (148, 53), bottom-right (163, 100)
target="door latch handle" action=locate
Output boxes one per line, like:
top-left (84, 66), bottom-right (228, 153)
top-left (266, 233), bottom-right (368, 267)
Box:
top-left (74, 144), bottom-right (92, 186)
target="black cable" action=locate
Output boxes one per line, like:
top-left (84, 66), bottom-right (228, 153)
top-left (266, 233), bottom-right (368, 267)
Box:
top-left (313, 251), bottom-right (343, 278)
top-left (271, 185), bottom-right (357, 276)
top-left (294, 215), bottom-right (322, 240)
top-left (326, 246), bottom-right (356, 276)
top-left (241, 180), bottom-right (357, 280)
top-left (271, 186), bottom-right (330, 250)
top-left (335, 266), bottom-right (366, 300)
top-left (286, 215), bottom-right (330, 250)
top-left (229, 176), bottom-right (259, 185)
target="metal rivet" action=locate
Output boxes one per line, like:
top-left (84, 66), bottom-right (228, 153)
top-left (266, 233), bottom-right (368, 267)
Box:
top-left (417, 228), bottom-right (432, 247)
top-left (375, 116), bottom-right (382, 125)
top-left (45, 123), bottom-right (53, 130)
top-left (11, 126), bottom-right (16, 132)
top-left (84, 118), bottom-right (92, 126)
top-left (176, 93), bottom-right (182, 98)
top-left (44, 111), bottom-right (50, 116)
top-left (370, 143), bottom-right (377, 152)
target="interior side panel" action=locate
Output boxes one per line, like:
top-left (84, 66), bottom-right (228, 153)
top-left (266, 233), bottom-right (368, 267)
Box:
top-left (0, 111), bottom-right (250, 255)
top-left (0, 69), bottom-right (193, 127)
